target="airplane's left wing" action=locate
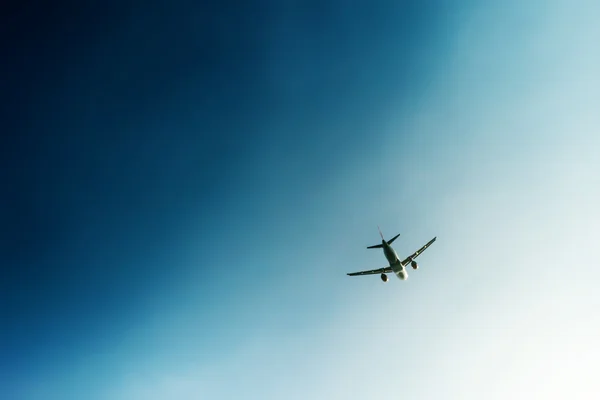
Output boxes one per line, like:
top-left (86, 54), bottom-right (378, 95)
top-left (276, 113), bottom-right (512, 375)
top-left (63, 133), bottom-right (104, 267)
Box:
top-left (347, 266), bottom-right (393, 276)
top-left (401, 236), bottom-right (437, 266)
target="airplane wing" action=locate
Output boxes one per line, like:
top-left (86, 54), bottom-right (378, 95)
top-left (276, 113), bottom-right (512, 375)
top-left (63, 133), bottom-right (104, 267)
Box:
top-left (347, 266), bottom-right (393, 276)
top-left (401, 237), bottom-right (437, 266)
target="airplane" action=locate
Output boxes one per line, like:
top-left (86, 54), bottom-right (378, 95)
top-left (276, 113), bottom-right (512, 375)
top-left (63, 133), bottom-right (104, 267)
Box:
top-left (347, 227), bottom-right (436, 282)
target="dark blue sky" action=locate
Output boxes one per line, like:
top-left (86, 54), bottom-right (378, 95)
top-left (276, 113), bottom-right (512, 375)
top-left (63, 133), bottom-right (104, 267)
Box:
top-left (2, 1), bottom-right (452, 397)
top-left (4, 1), bottom-right (600, 399)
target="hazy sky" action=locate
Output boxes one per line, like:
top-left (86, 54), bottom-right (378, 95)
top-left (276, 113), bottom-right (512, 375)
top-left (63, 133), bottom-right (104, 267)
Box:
top-left (2, 1), bottom-right (599, 399)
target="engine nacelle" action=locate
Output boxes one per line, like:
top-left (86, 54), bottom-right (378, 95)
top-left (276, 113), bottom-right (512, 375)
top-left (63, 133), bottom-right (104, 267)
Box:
top-left (380, 273), bottom-right (388, 282)
top-left (411, 260), bottom-right (418, 270)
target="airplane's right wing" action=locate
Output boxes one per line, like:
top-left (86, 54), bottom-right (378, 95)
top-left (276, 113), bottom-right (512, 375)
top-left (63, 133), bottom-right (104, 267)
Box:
top-left (347, 266), bottom-right (393, 276)
top-left (400, 236), bottom-right (437, 267)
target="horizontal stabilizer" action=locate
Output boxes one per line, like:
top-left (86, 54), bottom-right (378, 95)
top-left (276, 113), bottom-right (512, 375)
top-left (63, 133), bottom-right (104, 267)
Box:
top-left (387, 233), bottom-right (400, 245)
top-left (368, 233), bottom-right (400, 249)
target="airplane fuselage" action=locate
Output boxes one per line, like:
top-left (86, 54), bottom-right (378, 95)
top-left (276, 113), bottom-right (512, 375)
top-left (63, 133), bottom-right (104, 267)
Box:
top-left (381, 240), bottom-right (408, 280)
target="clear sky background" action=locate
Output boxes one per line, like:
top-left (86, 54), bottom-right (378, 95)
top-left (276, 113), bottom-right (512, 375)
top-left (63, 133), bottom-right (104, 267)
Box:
top-left (2, 1), bottom-right (599, 399)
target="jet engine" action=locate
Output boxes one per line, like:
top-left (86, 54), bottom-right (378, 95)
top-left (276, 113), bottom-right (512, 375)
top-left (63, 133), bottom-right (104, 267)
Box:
top-left (411, 260), bottom-right (418, 270)
top-left (380, 273), bottom-right (388, 282)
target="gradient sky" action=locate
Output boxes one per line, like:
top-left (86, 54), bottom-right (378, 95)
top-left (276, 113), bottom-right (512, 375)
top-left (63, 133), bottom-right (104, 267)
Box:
top-left (2, 1), bottom-right (600, 399)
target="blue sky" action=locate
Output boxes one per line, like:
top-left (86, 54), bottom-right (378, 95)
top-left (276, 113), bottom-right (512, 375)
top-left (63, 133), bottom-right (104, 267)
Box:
top-left (2, 1), bottom-right (600, 399)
